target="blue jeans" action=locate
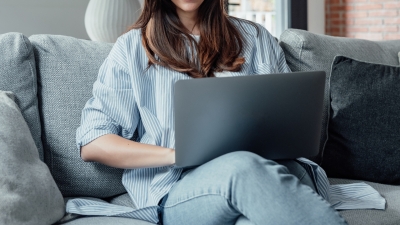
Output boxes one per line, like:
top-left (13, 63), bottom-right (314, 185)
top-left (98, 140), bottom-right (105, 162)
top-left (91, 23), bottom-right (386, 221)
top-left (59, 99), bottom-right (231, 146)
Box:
top-left (158, 151), bottom-right (347, 225)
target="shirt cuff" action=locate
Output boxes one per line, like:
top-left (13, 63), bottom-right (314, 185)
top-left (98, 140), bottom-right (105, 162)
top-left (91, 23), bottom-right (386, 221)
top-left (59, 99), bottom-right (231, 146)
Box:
top-left (76, 126), bottom-right (119, 150)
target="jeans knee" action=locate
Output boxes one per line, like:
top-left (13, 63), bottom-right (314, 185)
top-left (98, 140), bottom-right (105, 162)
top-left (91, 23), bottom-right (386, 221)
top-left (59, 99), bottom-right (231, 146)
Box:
top-left (211, 151), bottom-right (278, 176)
top-left (217, 151), bottom-right (260, 165)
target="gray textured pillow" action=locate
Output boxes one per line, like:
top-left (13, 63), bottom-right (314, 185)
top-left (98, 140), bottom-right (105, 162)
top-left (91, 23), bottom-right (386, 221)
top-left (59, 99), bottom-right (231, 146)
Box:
top-left (0, 33), bottom-right (44, 161)
top-left (321, 56), bottom-right (400, 184)
top-left (0, 91), bottom-right (65, 225)
top-left (29, 34), bottom-right (126, 198)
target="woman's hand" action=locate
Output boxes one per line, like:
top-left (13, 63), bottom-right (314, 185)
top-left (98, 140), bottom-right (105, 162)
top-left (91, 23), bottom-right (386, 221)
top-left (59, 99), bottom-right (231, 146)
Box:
top-left (81, 134), bottom-right (176, 169)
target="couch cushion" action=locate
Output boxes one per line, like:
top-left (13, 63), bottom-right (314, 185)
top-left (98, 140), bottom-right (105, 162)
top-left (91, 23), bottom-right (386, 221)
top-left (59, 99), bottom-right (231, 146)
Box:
top-left (63, 216), bottom-right (155, 225)
top-left (279, 29), bottom-right (400, 164)
top-left (29, 34), bottom-right (126, 198)
top-left (110, 193), bottom-right (136, 208)
top-left (322, 56), bottom-right (400, 184)
top-left (0, 33), bottom-right (44, 161)
top-left (0, 91), bottom-right (65, 225)
top-left (330, 178), bottom-right (400, 225)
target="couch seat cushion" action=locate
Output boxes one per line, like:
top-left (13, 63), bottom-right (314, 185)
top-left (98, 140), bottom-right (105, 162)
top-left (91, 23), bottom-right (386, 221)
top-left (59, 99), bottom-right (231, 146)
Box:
top-left (63, 216), bottom-right (155, 225)
top-left (330, 178), bottom-right (400, 225)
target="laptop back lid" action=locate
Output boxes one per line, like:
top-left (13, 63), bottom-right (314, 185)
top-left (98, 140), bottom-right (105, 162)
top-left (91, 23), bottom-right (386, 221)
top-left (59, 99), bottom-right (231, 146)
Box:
top-left (174, 71), bottom-right (326, 168)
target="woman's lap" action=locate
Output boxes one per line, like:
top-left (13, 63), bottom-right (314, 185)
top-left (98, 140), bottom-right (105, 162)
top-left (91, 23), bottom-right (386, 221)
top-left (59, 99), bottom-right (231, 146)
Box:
top-left (159, 151), bottom-right (345, 225)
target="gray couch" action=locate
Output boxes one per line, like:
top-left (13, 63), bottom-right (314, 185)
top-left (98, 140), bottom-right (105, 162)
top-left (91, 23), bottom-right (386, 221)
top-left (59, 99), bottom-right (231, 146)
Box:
top-left (0, 29), bottom-right (399, 225)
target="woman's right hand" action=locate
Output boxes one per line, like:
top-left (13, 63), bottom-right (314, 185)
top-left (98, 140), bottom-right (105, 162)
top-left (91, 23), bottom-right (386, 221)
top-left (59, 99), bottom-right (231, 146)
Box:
top-left (81, 134), bottom-right (176, 169)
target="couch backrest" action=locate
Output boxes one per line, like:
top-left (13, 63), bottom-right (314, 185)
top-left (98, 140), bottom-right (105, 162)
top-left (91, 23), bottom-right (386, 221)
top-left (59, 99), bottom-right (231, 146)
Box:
top-left (279, 29), bottom-right (400, 163)
top-left (0, 33), bottom-right (44, 161)
top-left (29, 35), bottom-right (126, 198)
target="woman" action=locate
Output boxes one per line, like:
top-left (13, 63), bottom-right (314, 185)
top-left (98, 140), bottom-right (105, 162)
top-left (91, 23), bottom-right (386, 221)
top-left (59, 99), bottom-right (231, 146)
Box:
top-left (67, 0), bottom-right (347, 224)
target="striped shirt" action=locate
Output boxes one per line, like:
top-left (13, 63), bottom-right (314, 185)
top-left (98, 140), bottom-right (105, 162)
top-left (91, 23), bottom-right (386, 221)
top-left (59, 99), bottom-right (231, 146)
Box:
top-left (66, 20), bottom-right (385, 224)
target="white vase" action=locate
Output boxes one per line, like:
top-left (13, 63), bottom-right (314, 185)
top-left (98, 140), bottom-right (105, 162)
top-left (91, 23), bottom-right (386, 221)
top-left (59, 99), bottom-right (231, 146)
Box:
top-left (85, 0), bottom-right (141, 43)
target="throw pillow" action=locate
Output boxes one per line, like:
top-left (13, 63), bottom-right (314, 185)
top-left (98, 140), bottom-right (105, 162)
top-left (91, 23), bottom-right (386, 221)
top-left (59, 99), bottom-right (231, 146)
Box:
top-left (29, 34), bottom-right (125, 198)
top-left (321, 56), bottom-right (400, 184)
top-left (279, 29), bottom-right (400, 164)
top-left (0, 91), bottom-right (65, 225)
top-left (0, 33), bottom-right (44, 161)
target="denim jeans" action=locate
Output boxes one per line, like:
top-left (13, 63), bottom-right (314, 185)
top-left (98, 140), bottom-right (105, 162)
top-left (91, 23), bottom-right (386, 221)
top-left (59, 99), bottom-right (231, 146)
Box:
top-left (158, 151), bottom-right (347, 225)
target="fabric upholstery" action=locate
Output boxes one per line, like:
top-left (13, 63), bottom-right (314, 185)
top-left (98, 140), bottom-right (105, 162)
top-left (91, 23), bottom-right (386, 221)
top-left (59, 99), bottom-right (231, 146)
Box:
top-left (279, 29), bottom-right (400, 164)
top-left (330, 178), bottom-right (400, 225)
top-left (322, 56), bottom-right (400, 184)
top-left (0, 32), bottom-right (44, 161)
top-left (29, 34), bottom-right (126, 198)
top-left (63, 216), bottom-right (155, 225)
top-left (0, 91), bottom-right (65, 225)
top-left (110, 193), bottom-right (136, 208)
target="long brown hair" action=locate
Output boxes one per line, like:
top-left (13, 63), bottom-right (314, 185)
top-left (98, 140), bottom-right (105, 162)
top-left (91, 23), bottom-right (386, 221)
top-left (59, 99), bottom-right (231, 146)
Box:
top-left (128, 0), bottom-right (255, 78)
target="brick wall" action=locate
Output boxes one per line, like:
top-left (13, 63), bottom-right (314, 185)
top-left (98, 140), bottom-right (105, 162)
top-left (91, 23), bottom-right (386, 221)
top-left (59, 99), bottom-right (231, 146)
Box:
top-left (326, 0), bottom-right (400, 40)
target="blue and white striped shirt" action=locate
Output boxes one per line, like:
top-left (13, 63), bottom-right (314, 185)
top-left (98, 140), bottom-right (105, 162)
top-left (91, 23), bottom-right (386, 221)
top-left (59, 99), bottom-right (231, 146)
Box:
top-left (66, 20), bottom-right (385, 224)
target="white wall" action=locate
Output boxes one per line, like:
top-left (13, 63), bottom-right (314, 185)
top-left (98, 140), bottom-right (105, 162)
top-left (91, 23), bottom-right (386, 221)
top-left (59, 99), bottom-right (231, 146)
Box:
top-left (0, 0), bottom-right (90, 39)
top-left (308, 0), bottom-right (325, 34)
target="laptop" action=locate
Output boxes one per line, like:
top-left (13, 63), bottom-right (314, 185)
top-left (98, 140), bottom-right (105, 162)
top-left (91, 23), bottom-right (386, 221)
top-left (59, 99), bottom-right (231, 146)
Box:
top-left (174, 71), bottom-right (326, 168)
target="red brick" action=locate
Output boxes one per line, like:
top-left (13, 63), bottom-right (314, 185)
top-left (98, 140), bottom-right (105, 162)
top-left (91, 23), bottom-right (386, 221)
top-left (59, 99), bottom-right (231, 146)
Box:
top-left (344, 0), bottom-right (368, 2)
top-left (331, 19), bottom-right (346, 26)
top-left (330, 5), bottom-right (347, 11)
top-left (345, 18), bottom-right (355, 25)
top-left (384, 2), bottom-right (400, 9)
top-left (329, 0), bottom-right (343, 4)
top-left (368, 10), bottom-right (398, 17)
top-left (385, 18), bottom-right (400, 24)
top-left (344, 11), bottom-right (368, 18)
top-left (369, 25), bottom-right (398, 32)
top-left (329, 27), bottom-right (342, 34)
top-left (325, 0), bottom-right (398, 41)
top-left (354, 18), bottom-right (383, 25)
top-left (345, 27), bottom-right (369, 33)
top-left (345, 5), bottom-right (354, 11)
top-left (328, 12), bottom-right (342, 20)
top-left (355, 4), bottom-right (383, 10)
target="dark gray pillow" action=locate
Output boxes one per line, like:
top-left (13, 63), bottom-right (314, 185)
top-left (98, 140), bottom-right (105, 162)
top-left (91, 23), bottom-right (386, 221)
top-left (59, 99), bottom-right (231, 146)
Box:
top-left (0, 91), bottom-right (65, 225)
top-left (321, 56), bottom-right (400, 184)
top-left (279, 29), bottom-right (400, 164)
